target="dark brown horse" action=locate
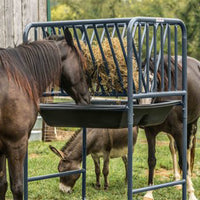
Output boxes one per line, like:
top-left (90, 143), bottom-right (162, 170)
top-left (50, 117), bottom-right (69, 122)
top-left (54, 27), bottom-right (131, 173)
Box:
top-left (143, 56), bottom-right (199, 200)
top-left (50, 127), bottom-right (138, 193)
top-left (0, 29), bottom-right (90, 200)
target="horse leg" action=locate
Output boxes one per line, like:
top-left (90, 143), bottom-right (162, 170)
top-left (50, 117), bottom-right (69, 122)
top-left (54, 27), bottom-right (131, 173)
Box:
top-left (7, 140), bottom-right (28, 200)
top-left (102, 152), bottom-right (110, 190)
top-left (187, 122), bottom-right (197, 200)
top-left (143, 128), bottom-right (157, 200)
top-left (122, 156), bottom-right (128, 183)
top-left (91, 154), bottom-right (101, 189)
top-left (167, 134), bottom-right (181, 182)
top-left (0, 154), bottom-right (7, 200)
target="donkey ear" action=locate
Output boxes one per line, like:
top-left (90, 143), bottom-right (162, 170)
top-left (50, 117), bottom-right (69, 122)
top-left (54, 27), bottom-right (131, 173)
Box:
top-left (64, 28), bottom-right (74, 47)
top-left (49, 145), bottom-right (65, 159)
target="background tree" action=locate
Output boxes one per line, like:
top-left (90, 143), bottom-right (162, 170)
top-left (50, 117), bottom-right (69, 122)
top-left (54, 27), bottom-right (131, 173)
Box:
top-left (50, 0), bottom-right (200, 59)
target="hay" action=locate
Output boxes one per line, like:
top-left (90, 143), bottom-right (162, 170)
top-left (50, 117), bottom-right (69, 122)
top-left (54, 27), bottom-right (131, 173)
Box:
top-left (76, 38), bottom-right (138, 94)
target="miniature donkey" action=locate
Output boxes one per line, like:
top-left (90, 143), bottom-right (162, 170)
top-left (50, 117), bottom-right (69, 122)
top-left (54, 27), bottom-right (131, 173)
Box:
top-left (50, 127), bottom-right (138, 193)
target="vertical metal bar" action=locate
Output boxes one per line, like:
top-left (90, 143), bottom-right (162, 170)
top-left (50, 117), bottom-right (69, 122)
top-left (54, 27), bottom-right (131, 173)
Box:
top-left (58, 27), bottom-right (61, 35)
top-left (90, 29), bottom-right (95, 44)
top-left (153, 24), bottom-right (157, 92)
top-left (83, 25), bottom-right (106, 95)
top-left (115, 23), bottom-right (137, 94)
top-left (145, 23), bottom-right (149, 92)
top-left (181, 23), bottom-right (187, 200)
top-left (23, 151), bottom-right (28, 200)
top-left (100, 27), bottom-right (105, 43)
top-left (138, 24), bottom-right (142, 93)
top-left (160, 24), bottom-right (164, 91)
top-left (111, 25), bottom-right (116, 37)
top-left (93, 25), bottom-right (115, 94)
top-left (127, 19), bottom-right (134, 200)
top-left (51, 27), bottom-right (56, 35)
top-left (41, 27), bottom-right (47, 38)
top-left (115, 24), bottom-right (127, 63)
top-left (104, 24), bottom-right (126, 94)
top-left (82, 127), bottom-right (87, 200)
top-left (73, 25), bottom-right (82, 51)
top-left (174, 25), bottom-right (178, 90)
top-left (34, 27), bottom-right (38, 41)
top-left (168, 26), bottom-right (171, 91)
top-left (141, 25), bottom-right (147, 48)
top-left (121, 23), bottom-right (127, 38)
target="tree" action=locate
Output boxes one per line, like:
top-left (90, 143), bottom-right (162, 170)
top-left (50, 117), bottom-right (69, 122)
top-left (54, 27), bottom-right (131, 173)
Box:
top-left (50, 0), bottom-right (200, 59)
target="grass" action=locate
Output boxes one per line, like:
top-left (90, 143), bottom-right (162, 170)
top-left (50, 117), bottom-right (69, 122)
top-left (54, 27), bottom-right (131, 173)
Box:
top-left (5, 129), bottom-right (200, 200)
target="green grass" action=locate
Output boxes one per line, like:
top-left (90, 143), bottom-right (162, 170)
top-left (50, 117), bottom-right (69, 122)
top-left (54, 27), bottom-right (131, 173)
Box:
top-left (5, 129), bottom-right (200, 200)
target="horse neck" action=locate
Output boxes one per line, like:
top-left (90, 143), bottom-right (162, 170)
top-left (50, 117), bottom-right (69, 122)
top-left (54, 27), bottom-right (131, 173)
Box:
top-left (18, 41), bottom-right (62, 96)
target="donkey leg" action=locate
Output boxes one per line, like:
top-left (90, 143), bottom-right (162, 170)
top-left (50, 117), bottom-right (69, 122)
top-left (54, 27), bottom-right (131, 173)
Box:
top-left (7, 140), bottom-right (27, 200)
top-left (102, 153), bottom-right (110, 190)
top-left (122, 156), bottom-right (128, 183)
top-left (91, 154), bottom-right (101, 189)
top-left (0, 154), bottom-right (7, 200)
top-left (143, 128), bottom-right (157, 200)
top-left (167, 134), bottom-right (181, 182)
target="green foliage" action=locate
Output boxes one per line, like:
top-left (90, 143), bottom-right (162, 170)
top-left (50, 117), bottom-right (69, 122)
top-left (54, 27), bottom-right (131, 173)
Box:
top-left (50, 0), bottom-right (200, 59)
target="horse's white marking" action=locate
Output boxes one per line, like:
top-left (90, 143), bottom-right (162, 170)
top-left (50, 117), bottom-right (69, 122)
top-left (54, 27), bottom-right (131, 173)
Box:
top-left (187, 149), bottom-right (198, 200)
top-left (143, 190), bottom-right (154, 200)
top-left (140, 72), bottom-right (154, 105)
top-left (59, 183), bottom-right (72, 193)
top-left (167, 134), bottom-right (181, 181)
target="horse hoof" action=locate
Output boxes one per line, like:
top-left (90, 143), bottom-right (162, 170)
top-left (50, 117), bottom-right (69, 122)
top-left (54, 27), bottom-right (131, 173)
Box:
top-left (189, 193), bottom-right (198, 200)
top-left (143, 192), bottom-right (154, 200)
top-left (143, 197), bottom-right (153, 200)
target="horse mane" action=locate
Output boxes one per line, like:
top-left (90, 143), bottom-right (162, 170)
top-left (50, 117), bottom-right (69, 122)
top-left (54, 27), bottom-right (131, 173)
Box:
top-left (0, 40), bottom-right (62, 104)
top-left (47, 34), bottom-right (89, 84)
top-left (148, 55), bottom-right (182, 91)
top-left (61, 129), bottom-right (82, 152)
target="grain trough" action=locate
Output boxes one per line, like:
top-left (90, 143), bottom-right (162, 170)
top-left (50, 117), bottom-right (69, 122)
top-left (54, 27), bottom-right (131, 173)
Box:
top-left (40, 100), bottom-right (181, 128)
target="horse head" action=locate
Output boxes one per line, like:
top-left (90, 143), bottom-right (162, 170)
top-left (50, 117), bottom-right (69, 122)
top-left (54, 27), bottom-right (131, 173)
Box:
top-left (49, 145), bottom-right (81, 193)
top-left (48, 29), bottom-right (91, 105)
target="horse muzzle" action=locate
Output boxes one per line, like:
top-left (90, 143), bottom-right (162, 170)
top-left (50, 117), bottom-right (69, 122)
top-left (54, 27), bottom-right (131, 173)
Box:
top-left (59, 182), bottom-right (72, 194)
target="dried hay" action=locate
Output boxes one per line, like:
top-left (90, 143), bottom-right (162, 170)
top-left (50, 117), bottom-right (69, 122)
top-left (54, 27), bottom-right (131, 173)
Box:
top-left (76, 38), bottom-right (138, 94)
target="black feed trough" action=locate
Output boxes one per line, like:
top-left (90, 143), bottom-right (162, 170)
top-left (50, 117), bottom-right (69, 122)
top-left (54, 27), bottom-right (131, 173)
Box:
top-left (39, 100), bottom-right (181, 128)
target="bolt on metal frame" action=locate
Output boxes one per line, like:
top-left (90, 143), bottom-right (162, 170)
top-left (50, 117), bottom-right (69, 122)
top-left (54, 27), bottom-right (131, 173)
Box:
top-left (23, 17), bottom-right (187, 200)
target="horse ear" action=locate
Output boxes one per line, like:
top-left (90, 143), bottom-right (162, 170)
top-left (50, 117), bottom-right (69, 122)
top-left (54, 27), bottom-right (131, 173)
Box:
top-left (49, 145), bottom-right (65, 159)
top-left (64, 28), bottom-right (74, 47)
top-left (45, 31), bottom-right (50, 37)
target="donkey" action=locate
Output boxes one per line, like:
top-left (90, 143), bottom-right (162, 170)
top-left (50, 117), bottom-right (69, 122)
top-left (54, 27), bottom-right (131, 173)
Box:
top-left (0, 29), bottom-right (90, 200)
top-left (50, 127), bottom-right (138, 193)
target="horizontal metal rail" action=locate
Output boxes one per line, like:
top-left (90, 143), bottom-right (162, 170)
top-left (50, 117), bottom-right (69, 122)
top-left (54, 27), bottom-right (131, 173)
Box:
top-left (132, 180), bottom-right (186, 194)
top-left (28, 169), bottom-right (85, 182)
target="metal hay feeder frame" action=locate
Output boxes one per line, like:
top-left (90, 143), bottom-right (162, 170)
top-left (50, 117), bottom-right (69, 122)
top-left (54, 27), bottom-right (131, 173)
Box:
top-left (23, 17), bottom-right (187, 200)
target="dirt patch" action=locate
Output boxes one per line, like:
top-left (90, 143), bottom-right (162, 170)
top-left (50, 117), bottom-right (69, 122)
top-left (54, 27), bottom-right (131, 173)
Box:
top-left (56, 129), bottom-right (76, 141)
top-left (29, 153), bottom-right (40, 158)
top-left (145, 168), bottom-right (172, 181)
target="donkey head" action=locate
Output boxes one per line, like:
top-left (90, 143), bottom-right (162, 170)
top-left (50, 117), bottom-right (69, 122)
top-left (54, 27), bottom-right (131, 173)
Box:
top-left (49, 145), bottom-right (81, 193)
